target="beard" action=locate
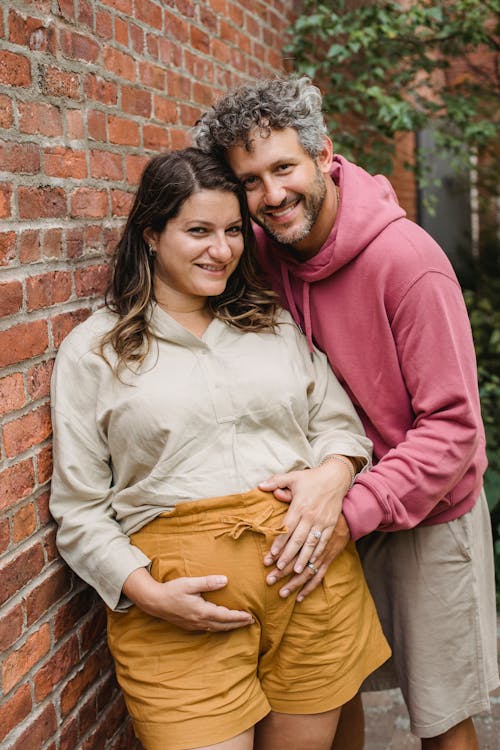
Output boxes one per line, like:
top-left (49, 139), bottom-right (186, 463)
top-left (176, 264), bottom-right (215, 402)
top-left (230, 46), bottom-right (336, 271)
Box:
top-left (254, 166), bottom-right (327, 246)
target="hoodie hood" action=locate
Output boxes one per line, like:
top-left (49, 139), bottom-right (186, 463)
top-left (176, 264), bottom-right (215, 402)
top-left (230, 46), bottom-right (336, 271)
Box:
top-left (254, 155), bottom-right (406, 349)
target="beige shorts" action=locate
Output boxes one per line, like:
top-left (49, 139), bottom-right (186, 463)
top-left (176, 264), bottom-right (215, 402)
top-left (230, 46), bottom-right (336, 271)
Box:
top-left (107, 489), bottom-right (390, 750)
top-left (358, 489), bottom-right (499, 739)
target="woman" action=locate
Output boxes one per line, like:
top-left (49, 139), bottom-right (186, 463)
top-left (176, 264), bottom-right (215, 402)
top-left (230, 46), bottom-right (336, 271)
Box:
top-left (49, 148), bottom-right (390, 750)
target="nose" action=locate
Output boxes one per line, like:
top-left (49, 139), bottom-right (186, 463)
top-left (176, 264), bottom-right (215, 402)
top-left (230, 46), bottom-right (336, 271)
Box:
top-left (262, 177), bottom-right (286, 207)
top-left (208, 232), bottom-right (233, 261)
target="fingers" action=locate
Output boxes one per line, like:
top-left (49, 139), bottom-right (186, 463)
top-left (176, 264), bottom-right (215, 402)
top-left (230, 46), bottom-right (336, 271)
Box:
top-left (184, 574), bottom-right (229, 593)
top-left (258, 471), bottom-right (297, 492)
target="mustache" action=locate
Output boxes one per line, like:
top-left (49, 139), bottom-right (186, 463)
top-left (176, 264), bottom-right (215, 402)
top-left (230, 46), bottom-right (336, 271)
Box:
top-left (261, 197), bottom-right (299, 213)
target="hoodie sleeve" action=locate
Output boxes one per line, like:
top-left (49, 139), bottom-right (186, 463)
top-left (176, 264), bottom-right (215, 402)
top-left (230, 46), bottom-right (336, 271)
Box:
top-left (342, 270), bottom-right (486, 539)
top-left (49, 332), bottom-right (151, 611)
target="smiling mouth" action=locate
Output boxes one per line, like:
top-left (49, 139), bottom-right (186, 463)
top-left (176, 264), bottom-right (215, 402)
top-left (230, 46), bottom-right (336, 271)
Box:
top-left (196, 264), bottom-right (228, 272)
top-left (263, 198), bottom-right (301, 220)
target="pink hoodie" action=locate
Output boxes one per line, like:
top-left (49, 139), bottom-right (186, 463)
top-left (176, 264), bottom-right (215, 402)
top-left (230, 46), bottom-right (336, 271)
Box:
top-left (254, 155), bottom-right (487, 539)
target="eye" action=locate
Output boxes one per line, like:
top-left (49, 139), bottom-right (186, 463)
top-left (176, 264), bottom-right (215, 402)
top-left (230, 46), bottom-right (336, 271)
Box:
top-left (276, 163), bottom-right (292, 173)
top-left (226, 225), bottom-right (243, 235)
top-left (241, 176), bottom-right (258, 190)
top-left (187, 226), bottom-right (208, 235)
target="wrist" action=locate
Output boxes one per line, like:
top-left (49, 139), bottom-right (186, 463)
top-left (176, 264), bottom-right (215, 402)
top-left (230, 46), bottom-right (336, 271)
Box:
top-left (319, 454), bottom-right (356, 489)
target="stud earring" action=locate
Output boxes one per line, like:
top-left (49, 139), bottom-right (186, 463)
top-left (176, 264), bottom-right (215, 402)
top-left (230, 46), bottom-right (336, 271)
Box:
top-left (147, 243), bottom-right (155, 256)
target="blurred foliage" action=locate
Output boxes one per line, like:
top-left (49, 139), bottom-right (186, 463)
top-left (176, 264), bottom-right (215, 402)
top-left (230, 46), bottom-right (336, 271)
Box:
top-left (285, 0), bottom-right (500, 196)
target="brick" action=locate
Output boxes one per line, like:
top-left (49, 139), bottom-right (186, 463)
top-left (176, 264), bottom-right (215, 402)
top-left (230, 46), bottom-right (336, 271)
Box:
top-left (57, 0), bottom-right (76, 22)
top-left (25, 563), bottom-right (71, 628)
top-left (90, 149), bottom-right (123, 181)
top-left (51, 308), bottom-right (90, 347)
top-left (143, 123), bottom-right (168, 150)
top-left (66, 108), bottom-right (85, 139)
top-left (41, 66), bottom-right (80, 99)
top-left (78, 0), bottom-right (93, 29)
top-left (8, 10), bottom-right (56, 53)
top-left (70, 187), bottom-right (108, 218)
top-left (102, 47), bottom-right (136, 81)
top-left (166, 70), bottom-right (192, 99)
top-left (130, 22), bottom-right (144, 54)
top-left (0, 182), bottom-right (13, 218)
top-left (193, 81), bottom-right (215, 107)
top-left (74, 264), bottom-right (111, 297)
top-left (37, 443), bottom-right (53, 484)
top-left (0, 374), bottom-right (25, 417)
top-left (42, 227), bottom-right (64, 259)
top-left (164, 9), bottom-right (189, 43)
top-left (95, 9), bottom-right (113, 40)
top-left (0, 231), bottom-right (16, 265)
top-left (3, 404), bottom-right (52, 457)
top-left (139, 60), bottom-right (166, 91)
top-left (0, 280), bottom-right (23, 317)
top-left (0, 684), bottom-right (32, 744)
top-left (0, 541), bottom-right (44, 608)
top-left (60, 716), bottom-right (79, 750)
top-left (54, 588), bottom-right (96, 640)
top-left (0, 320), bottom-right (49, 368)
top-left (121, 85), bottom-right (152, 117)
top-left (0, 51), bottom-right (31, 86)
top-left (135, 0), bottom-right (162, 28)
top-left (59, 28), bottom-right (100, 62)
top-left (0, 140), bottom-right (40, 174)
top-left (44, 147), bottom-right (87, 179)
top-left (42, 514), bottom-right (58, 563)
top-left (0, 603), bottom-right (23, 653)
top-left (80, 605), bottom-right (107, 656)
top-left (180, 103), bottom-right (201, 127)
top-left (26, 270), bottom-right (72, 310)
top-left (3, 625), bottom-right (52, 695)
top-left (8, 702), bottom-right (57, 750)
top-left (18, 101), bottom-right (63, 137)
top-left (87, 109), bottom-right (107, 141)
top-left (0, 459), bottom-right (35, 513)
top-left (19, 229), bottom-right (41, 264)
top-left (190, 24), bottom-right (210, 54)
top-left (0, 95), bottom-right (14, 128)
top-left (125, 154), bottom-right (149, 185)
top-left (170, 128), bottom-right (190, 149)
top-left (27, 359), bottom-right (53, 401)
top-left (18, 185), bottom-right (66, 219)
top-left (12, 502), bottom-right (37, 543)
top-left (0, 518), bottom-right (8, 555)
top-left (61, 651), bottom-right (101, 716)
top-left (153, 95), bottom-right (177, 124)
top-left (114, 16), bottom-right (128, 46)
top-left (36, 491), bottom-right (51, 525)
top-left (108, 115), bottom-right (140, 146)
top-left (84, 73), bottom-right (117, 105)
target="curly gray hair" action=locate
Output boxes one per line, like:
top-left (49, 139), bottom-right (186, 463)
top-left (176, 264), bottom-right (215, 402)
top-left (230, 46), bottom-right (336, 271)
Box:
top-left (193, 76), bottom-right (327, 159)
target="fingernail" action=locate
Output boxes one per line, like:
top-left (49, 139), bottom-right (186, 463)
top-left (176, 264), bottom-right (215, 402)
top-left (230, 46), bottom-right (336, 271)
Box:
top-left (276, 560), bottom-right (284, 570)
top-left (267, 575), bottom-right (276, 585)
top-left (297, 595), bottom-right (303, 602)
top-left (280, 588), bottom-right (290, 598)
top-left (294, 564), bottom-right (303, 574)
top-left (263, 555), bottom-right (273, 566)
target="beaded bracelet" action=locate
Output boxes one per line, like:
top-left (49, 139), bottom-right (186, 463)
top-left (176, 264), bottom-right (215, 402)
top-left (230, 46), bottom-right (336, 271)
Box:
top-left (319, 454), bottom-right (356, 489)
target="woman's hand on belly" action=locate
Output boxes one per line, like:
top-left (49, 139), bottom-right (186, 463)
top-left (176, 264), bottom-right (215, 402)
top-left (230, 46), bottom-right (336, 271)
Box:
top-left (122, 567), bottom-right (255, 632)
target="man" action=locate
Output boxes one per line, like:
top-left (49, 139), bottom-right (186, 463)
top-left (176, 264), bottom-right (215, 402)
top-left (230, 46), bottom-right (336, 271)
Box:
top-left (193, 76), bottom-right (499, 750)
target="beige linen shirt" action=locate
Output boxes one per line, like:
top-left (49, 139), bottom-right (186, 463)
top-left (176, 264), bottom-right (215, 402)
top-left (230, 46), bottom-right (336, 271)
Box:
top-left (49, 305), bottom-right (371, 610)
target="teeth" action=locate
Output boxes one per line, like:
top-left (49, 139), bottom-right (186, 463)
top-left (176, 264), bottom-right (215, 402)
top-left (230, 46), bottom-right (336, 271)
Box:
top-left (268, 200), bottom-right (298, 218)
top-left (199, 264), bottom-right (225, 271)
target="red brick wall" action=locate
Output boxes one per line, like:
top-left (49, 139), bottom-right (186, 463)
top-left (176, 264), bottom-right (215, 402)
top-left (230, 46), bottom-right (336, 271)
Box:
top-left (0, 2), bottom-right (295, 748)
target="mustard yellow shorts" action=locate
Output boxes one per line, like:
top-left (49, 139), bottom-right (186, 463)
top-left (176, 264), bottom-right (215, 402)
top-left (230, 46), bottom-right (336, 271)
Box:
top-left (107, 490), bottom-right (390, 750)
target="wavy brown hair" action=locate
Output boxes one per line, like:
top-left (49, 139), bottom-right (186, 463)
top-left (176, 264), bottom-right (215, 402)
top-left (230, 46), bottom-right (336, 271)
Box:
top-left (101, 147), bottom-right (278, 373)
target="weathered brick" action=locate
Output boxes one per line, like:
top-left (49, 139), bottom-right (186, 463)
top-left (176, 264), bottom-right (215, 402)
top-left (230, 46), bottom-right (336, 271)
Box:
top-left (103, 47), bottom-right (136, 81)
top-left (80, 605), bottom-right (107, 656)
top-left (0, 459), bottom-right (35, 513)
top-left (0, 374), bottom-right (25, 417)
top-left (110, 189), bottom-right (134, 216)
top-left (66, 108), bottom-right (85, 139)
top-left (60, 651), bottom-right (101, 716)
top-left (12, 502), bottom-right (37, 544)
top-left (95, 8), bottom-right (113, 40)
top-left (51, 308), bottom-right (91, 347)
top-left (125, 153), bottom-right (149, 185)
top-left (0, 541), bottom-right (45, 608)
top-left (8, 9), bottom-right (56, 53)
top-left (0, 280), bottom-right (23, 318)
top-left (121, 85), bottom-right (152, 117)
top-left (44, 147), bottom-right (87, 179)
top-left (0, 182), bottom-right (13, 218)
top-left (0, 684), bottom-right (32, 744)
top-left (19, 229), bottom-right (41, 264)
top-left (0, 231), bottom-right (16, 265)
top-left (54, 589), bottom-right (96, 641)
top-left (74, 264), bottom-right (111, 297)
top-left (35, 634), bottom-right (79, 702)
top-left (25, 563), bottom-right (71, 628)
top-left (0, 94), bottom-right (14, 128)
top-left (36, 443), bottom-right (53, 484)
top-left (114, 16), bottom-right (128, 46)
top-left (27, 359), bottom-right (54, 401)
top-left (26, 270), bottom-right (72, 310)
top-left (143, 123), bottom-right (169, 150)
top-left (59, 28), bottom-right (100, 62)
top-left (70, 187), bottom-right (108, 218)
top-left (87, 109), bottom-right (107, 141)
top-left (90, 149), bottom-right (123, 181)
top-left (108, 114), bottom-right (140, 146)
top-left (18, 101), bottom-right (63, 137)
top-left (3, 404), bottom-right (52, 458)
top-left (8, 702), bottom-right (57, 750)
top-left (0, 50), bottom-right (31, 86)
top-left (139, 60), bottom-right (166, 91)
top-left (0, 140), bottom-right (40, 174)
top-left (41, 66), bottom-right (80, 99)
top-left (0, 604), bottom-right (23, 652)
top-left (84, 73), bottom-right (117, 105)
top-left (42, 227), bottom-right (64, 259)
top-left (0, 320), bottom-right (49, 368)
top-left (18, 185), bottom-right (66, 219)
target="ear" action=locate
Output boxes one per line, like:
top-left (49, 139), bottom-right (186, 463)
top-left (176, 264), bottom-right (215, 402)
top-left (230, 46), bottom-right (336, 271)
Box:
top-left (143, 229), bottom-right (157, 248)
top-left (316, 135), bottom-right (334, 174)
